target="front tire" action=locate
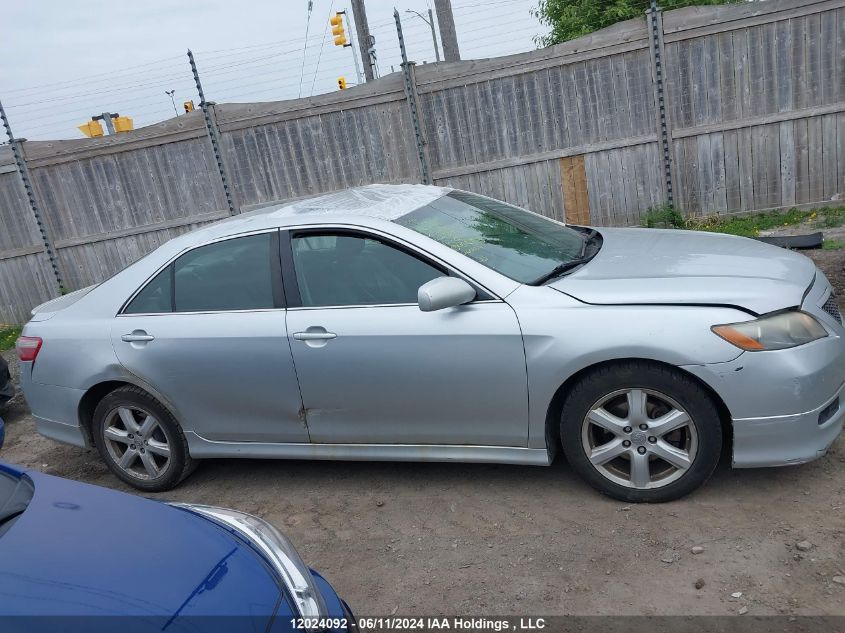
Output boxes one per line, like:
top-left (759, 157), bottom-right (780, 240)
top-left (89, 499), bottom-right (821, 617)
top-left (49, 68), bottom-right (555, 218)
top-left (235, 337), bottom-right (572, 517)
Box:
top-left (93, 386), bottom-right (194, 492)
top-left (560, 361), bottom-right (722, 503)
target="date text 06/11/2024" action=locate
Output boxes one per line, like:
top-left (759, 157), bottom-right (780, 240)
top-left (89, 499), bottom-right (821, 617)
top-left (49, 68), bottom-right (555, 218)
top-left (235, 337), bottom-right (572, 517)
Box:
top-left (312, 618), bottom-right (547, 631)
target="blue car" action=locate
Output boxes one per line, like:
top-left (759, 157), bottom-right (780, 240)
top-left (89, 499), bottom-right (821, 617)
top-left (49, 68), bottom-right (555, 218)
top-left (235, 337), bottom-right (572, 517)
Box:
top-left (0, 462), bottom-right (355, 632)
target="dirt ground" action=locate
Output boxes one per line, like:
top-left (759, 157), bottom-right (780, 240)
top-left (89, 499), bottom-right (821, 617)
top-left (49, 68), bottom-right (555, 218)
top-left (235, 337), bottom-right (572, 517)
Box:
top-left (1, 245), bottom-right (844, 618)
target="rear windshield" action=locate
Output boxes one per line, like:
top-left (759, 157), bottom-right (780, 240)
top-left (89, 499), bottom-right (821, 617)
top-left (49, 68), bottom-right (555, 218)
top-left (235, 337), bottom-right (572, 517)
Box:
top-left (0, 470), bottom-right (34, 538)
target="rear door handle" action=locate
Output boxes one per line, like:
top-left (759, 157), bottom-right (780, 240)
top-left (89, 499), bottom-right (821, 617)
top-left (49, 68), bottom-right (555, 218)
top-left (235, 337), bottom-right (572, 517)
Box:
top-left (293, 332), bottom-right (337, 341)
top-left (121, 332), bottom-right (155, 343)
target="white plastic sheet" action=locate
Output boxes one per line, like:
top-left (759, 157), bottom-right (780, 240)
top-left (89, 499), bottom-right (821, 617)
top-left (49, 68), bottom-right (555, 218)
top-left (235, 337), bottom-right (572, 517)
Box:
top-left (270, 184), bottom-right (449, 221)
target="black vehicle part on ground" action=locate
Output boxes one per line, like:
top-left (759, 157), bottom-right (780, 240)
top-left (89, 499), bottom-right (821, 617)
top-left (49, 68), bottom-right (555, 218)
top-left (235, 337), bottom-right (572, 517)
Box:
top-left (755, 232), bottom-right (823, 250)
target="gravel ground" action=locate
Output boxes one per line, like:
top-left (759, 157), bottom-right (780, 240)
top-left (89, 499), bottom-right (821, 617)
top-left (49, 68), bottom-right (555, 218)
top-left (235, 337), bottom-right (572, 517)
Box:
top-left (1, 246), bottom-right (844, 617)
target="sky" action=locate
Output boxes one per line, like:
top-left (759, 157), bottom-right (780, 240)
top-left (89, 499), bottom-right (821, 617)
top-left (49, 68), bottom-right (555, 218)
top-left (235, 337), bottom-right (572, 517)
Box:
top-left (0, 0), bottom-right (547, 140)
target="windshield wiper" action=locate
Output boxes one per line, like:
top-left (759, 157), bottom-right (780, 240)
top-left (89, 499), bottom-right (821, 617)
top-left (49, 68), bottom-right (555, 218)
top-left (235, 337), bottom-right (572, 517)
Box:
top-left (0, 509), bottom-right (24, 529)
top-left (530, 257), bottom-right (592, 285)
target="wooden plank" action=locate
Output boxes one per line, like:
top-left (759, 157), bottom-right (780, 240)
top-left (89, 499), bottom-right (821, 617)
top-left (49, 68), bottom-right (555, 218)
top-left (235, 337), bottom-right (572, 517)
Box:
top-left (733, 28), bottom-right (752, 120)
top-left (794, 117), bottom-right (811, 203)
top-left (840, 112), bottom-right (845, 194)
top-left (820, 5), bottom-right (837, 105)
top-left (559, 155), bottom-right (591, 224)
top-left (710, 133), bottom-right (728, 212)
top-left (807, 116), bottom-right (825, 201)
top-left (780, 121), bottom-right (797, 206)
top-left (761, 22), bottom-right (779, 116)
top-left (822, 114), bottom-right (838, 198)
top-left (717, 31), bottom-right (738, 122)
top-left (791, 16), bottom-right (808, 111)
top-left (696, 134), bottom-right (714, 214)
top-left (722, 129), bottom-right (742, 212)
top-left (766, 123), bottom-right (783, 207)
top-left (775, 18), bottom-right (793, 112)
top-left (736, 126), bottom-right (755, 212)
top-left (53, 209), bottom-right (230, 249)
top-left (806, 13), bottom-right (823, 107)
top-left (662, 0), bottom-right (843, 42)
top-left (431, 133), bottom-right (657, 180)
top-left (672, 102), bottom-right (845, 138)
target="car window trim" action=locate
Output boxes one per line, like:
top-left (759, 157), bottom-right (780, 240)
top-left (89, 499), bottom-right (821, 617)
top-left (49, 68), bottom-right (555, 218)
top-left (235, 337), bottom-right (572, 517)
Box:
top-left (280, 226), bottom-right (498, 309)
top-left (118, 228), bottom-right (285, 316)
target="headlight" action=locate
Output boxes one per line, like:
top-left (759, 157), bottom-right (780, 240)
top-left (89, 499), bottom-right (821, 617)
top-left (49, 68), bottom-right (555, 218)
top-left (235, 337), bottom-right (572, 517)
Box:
top-left (711, 310), bottom-right (827, 351)
top-left (170, 503), bottom-right (327, 623)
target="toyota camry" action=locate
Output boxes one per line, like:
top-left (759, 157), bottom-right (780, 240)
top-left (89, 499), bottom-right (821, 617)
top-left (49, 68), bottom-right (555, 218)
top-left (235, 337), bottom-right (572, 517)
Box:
top-left (16, 185), bottom-right (845, 502)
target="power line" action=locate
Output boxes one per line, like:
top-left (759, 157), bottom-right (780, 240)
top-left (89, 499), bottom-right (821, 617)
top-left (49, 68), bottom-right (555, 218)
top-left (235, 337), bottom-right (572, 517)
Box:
top-left (298, 1), bottom-right (314, 98)
top-left (310, 1), bottom-right (335, 96)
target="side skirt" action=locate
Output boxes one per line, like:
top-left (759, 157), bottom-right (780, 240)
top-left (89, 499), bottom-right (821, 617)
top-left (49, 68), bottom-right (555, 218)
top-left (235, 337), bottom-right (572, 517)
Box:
top-left (185, 432), bottom-right (552, 466)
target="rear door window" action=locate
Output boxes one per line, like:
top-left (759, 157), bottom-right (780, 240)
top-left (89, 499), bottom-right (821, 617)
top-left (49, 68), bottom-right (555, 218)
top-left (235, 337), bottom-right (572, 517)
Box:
top-left (124, 233), bottom-right (280, 314)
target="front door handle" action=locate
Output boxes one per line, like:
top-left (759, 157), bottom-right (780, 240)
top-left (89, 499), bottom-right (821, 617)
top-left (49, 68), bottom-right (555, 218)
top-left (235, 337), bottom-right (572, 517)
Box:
top-left (293, 331), bottom-right (337, 341)
top-left (293, 327), bottom-right (336, 348)
top-left (121, 331), bottom-right (155, 343)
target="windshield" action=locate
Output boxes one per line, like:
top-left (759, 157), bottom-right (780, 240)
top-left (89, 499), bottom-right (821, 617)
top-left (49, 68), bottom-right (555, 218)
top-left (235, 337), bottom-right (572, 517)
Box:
top-left (395, 190), bottom-right (588, 283)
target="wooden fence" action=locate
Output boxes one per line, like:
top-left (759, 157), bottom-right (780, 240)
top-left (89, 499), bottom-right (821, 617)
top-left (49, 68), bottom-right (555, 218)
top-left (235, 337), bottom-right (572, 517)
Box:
top-left (0, 0), bottom-right (843, 323)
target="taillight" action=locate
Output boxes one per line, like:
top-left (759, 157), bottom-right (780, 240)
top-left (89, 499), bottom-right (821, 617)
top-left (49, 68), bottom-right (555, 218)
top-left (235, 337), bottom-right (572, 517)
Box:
top-left (16, 336), bottom-right (42, 362)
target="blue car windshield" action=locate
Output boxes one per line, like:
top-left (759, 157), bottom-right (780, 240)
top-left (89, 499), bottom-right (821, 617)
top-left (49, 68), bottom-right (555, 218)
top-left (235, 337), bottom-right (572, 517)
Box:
top-left (0, 470), bottom-right (34, 538)
top-left (396, 190), bottom-right (587, 283)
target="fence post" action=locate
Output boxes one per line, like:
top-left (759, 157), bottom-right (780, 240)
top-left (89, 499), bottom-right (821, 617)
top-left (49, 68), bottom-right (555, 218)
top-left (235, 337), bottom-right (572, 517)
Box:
top-left (0, 99), bottom-right (64, 295)
top-left (188, 50), bottom-right (239, 215)
top-left (646, 2), bottom-right (675, 209)
top-left (394, 10), bottom-right (432, 185)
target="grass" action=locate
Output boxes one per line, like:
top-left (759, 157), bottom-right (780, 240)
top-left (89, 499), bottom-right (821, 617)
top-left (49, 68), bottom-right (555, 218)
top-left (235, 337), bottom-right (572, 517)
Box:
top-left (641, 205), bottom-right (845, 239)
top-left (822, 239), bottom-right (845, 251)
top-left (0, 326), bottom-right (21, 352)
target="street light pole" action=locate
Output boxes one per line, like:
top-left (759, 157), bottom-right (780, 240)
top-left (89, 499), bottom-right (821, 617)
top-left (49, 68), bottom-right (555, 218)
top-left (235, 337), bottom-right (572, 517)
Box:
top-left (405, 9), bottom-right (440, 62)
top-left (165, 90), bottom-right (179, 117)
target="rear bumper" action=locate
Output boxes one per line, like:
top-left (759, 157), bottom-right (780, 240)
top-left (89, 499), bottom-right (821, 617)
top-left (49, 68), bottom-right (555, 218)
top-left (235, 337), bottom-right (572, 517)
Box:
top-left (683, 332), bottom-right (845, 468)
top-left (19, 365), bottom-right (89, 448)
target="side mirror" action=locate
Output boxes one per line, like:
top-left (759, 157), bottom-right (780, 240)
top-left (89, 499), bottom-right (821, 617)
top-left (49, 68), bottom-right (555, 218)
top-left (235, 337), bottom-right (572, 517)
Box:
top-left (418, 277), bottom-right (476, 312)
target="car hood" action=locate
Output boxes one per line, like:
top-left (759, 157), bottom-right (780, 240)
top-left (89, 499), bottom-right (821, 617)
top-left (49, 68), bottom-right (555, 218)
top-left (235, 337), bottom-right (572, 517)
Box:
top-left (550, 227), bottom-right (816, 314)
top-left (0, 466), bottom-right (283, 623)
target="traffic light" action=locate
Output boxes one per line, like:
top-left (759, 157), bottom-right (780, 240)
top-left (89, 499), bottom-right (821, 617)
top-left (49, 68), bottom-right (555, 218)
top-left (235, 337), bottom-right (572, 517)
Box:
top-left (78, 120), bottom-right (104, 138)
top-left (331, 13), bottom-right (347, 46)
top-left (337, 77), bottom-right (347, 90)
top-left (112, 116), bottom-right (134, 133)
top-left (183, 100), bottom-right (195, 113)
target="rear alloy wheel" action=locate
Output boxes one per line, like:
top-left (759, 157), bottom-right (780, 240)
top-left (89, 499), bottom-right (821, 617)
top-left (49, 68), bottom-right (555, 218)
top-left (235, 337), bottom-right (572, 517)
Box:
top-left (93, 386), bottom-right (194, 492)
top-left (560, 362), bottom-right (721, 502)
top-left (103, 406), bottom-right (172, 481)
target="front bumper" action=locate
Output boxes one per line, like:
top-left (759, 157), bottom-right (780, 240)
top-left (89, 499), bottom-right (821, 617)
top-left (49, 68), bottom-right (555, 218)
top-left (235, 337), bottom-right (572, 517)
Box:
top-left (683, 323), bottom-right (845, 468)
top-left (730, 381), bottom-right (845, 467)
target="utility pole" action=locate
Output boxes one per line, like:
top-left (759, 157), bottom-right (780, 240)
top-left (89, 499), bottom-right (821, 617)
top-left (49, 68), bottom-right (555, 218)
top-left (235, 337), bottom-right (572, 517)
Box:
top-left (406, 9), bottom-right (440, 62)
top-left (350, 0), bottom-right (375, 81)
top-left (93, 113), bottom-right (117, 135)
top-left (342, 11), bottom-right (364, 84)
top-left (433, 0), bottom-right (460, 61)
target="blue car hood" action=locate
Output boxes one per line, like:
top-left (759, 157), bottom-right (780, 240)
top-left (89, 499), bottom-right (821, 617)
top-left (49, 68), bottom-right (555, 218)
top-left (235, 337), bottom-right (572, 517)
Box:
top-left (0, 466), bottom-right (284, 623)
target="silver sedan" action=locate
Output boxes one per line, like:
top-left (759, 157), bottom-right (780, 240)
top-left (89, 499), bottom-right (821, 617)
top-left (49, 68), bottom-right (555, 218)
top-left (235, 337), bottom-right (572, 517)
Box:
top-left (16, 185), bottom-right (845, 502)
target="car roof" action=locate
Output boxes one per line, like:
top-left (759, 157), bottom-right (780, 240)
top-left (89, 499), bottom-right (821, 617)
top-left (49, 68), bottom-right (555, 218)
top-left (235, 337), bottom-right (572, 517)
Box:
top-left (190, 183), bottom-right (451, 244)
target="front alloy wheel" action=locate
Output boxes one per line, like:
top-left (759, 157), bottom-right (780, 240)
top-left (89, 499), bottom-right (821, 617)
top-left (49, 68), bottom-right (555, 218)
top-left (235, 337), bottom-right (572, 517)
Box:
top-left (560, 361), bottom-right (722, 502)
top-left (582, 388), bottom-right (697, 489)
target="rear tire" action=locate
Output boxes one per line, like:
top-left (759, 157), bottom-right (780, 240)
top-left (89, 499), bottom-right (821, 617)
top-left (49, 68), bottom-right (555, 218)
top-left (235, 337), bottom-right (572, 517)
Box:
top-left (93, 386), bottom-right (195, 492)
top-left (560, 361), bottom-right (721, 503)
